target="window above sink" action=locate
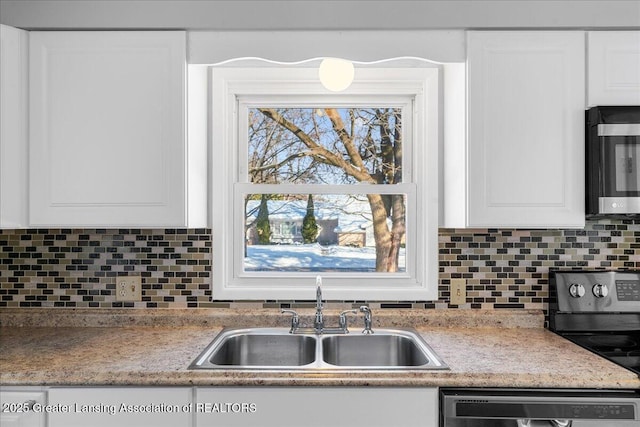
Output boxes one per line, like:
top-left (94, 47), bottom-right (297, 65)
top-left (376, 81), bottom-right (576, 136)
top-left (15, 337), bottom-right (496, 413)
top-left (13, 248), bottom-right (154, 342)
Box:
top-left (209, 66), bottom-right (440, 300)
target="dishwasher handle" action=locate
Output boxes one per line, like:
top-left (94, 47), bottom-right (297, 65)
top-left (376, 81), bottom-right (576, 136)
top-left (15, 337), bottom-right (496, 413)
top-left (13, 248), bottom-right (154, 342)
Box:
top-left (517, 420), bottom-right (572, 427)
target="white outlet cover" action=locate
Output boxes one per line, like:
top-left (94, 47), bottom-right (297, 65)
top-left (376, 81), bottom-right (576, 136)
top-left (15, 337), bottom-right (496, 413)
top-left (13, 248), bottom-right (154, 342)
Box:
top-left (115, 276), bottom-right (142, 302)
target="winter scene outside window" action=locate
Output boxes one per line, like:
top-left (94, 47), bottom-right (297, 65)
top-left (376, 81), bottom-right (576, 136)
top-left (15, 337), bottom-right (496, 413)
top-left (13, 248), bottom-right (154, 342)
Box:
top-left (244, 107), bottom-right (408, 274)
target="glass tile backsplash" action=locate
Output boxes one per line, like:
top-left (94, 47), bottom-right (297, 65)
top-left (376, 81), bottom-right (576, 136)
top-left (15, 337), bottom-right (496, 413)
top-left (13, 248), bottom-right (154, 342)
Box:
top-left (0, 219), bottom-right (638, 310)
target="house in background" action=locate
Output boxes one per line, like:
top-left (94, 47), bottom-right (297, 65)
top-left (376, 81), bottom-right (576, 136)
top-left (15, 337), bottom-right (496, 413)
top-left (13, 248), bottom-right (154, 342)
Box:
top-left (245, 199), bottom-right (372, 247)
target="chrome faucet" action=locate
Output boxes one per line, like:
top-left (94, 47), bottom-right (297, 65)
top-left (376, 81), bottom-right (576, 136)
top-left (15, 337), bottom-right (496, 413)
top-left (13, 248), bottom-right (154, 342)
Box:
top-left (338, 309), bottom-right (358, 330)
top-left (280, 309), bottom-right (299, 333)
top-left (281, 276), bottom-right (360, 335)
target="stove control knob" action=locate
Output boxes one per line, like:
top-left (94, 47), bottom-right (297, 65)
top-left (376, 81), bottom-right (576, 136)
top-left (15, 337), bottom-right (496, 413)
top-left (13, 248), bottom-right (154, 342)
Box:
top-left (592, 283), bottom-right (609, 298)
top-left (569, 283), bottom-right (585, 298)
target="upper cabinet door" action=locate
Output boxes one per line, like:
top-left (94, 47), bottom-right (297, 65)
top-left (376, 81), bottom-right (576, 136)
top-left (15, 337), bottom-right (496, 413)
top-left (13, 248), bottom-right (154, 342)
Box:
top-left (466, 31), bottom-right (585, 228)
top-left (29, 31), bottom-right (187, 227)
top-left (588, 31), bottom-right (640, 107)
top-left (0, 25), bottom-right (29, 229)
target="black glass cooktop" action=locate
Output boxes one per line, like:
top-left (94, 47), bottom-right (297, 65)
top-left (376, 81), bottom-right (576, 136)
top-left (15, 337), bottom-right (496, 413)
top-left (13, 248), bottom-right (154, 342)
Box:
top-left (563, 333), bottom-right (640, 375)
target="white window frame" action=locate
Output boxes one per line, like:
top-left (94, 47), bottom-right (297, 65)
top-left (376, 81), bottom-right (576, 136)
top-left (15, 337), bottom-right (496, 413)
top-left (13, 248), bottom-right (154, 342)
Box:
top-left (211, 67), bottom-right (439, 300)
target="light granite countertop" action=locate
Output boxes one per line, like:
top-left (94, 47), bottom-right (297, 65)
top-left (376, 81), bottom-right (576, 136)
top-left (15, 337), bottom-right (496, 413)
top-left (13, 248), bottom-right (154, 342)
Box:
top-left (1, 309), bottom-right (639, 389)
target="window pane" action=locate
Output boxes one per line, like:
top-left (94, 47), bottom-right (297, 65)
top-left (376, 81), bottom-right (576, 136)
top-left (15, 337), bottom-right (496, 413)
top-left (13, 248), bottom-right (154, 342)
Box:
top-left (243, 194), bottom-right (407, 273)
top-left (248, 107), bottom-right (403, 185)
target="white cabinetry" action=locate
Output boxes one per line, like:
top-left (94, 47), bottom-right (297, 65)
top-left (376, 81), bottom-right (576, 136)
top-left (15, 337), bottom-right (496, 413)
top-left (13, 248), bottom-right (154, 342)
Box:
top-left (3, 386), bottom-right (438, 427)
top-left (588, 31), bottom-right (640, 106)
top-left (446, 31), bottom-right (585, 228)
top-left (195, 387), bottom-right (438, 427)
top-left (47, 387), bottom-right (192, 427)
top-left (0, 25), bottom-right (29, 228)
top-left (29, 31), bottom-right (205, 227)
top-left (0, 388), bottom-right (47, 427)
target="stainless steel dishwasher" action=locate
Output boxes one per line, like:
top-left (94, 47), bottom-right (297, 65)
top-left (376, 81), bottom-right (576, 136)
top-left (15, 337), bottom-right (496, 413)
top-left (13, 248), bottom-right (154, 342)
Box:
top-left (440, 388), bottom-right (640, 426)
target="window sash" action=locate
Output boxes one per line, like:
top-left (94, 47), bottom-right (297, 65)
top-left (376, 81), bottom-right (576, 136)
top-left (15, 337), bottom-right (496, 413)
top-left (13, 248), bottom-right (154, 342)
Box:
top-left (233, 183), bottom-right (417, 280)
top-left (237, 97), bottom-right (415, 185)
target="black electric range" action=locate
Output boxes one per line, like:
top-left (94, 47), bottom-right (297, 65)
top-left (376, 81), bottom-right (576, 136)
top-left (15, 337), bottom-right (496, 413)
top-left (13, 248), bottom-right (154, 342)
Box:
top-left (549, 269), bottom-right (640, 377)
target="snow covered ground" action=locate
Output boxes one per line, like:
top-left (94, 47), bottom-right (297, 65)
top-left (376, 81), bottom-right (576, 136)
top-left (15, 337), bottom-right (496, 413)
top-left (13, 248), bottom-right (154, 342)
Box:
top-left (245, 243), bottom-right (406, 272)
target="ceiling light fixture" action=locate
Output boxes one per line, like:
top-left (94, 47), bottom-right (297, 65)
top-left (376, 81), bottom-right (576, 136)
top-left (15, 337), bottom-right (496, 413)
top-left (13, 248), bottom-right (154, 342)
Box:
top-left (318, 58), bottom-right (355, 92)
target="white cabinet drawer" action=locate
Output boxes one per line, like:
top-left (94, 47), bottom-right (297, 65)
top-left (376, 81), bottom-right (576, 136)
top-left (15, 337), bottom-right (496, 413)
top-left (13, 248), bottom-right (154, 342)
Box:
top-left (0, 388), bottom-right (47, 427)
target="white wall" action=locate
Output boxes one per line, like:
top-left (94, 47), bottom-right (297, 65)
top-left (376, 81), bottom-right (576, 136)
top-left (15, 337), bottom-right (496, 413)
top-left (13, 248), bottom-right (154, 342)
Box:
top-left (1, 1), bottom-right (639, 30)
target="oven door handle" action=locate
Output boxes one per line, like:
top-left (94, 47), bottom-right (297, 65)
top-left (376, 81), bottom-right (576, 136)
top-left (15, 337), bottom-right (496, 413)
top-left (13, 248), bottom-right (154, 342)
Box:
top-left (517, 420), bottom-right (572, 427)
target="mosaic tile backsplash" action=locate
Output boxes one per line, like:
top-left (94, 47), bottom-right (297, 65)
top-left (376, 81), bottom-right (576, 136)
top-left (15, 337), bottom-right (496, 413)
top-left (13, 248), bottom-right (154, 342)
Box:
top-left (0, 219), bottom-right (638, 310)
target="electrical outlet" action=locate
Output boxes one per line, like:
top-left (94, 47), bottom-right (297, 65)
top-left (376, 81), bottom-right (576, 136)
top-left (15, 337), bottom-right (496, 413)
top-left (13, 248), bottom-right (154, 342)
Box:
top-left (115, 276), bottom-right (142, 302)
top-left (450, 279), bottom-right (467, 305)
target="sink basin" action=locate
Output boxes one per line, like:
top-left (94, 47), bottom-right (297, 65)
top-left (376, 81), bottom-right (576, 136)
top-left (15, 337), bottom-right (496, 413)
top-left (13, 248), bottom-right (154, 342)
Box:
top-left (322, 333), bottom-right (430, 367)
top-left (190, 328), bottom-right (317, 369)
top-left (189, 327), bottom-right (448, 371)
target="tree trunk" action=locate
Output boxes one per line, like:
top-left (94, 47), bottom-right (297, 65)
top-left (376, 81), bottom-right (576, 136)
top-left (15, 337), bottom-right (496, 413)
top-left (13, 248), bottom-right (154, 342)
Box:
top-left (369, 109), bottom-right (405, 272)
top-left (367, 193), bottom-right (405, 272)
top-left (387, 194), bottom-right (406, 272)
top-left (367, 193), bottom-right (392, 272)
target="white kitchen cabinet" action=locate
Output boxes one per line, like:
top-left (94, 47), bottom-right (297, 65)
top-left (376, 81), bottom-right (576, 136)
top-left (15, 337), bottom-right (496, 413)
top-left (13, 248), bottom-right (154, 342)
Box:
top-left (47, 387), bottom-right (192, 427)
top-left (588, 31), bottom-right (640, 106)
top-left (29, 31), bottom-right (206, 227)
top-left (0, 388), bottom-right (47, 427)
top-left (445, 31), bottom-right (585, 228)
top-left (0, 25), bottom-right (29, 228)
top-left (195, 387), bottom-right (438, 427)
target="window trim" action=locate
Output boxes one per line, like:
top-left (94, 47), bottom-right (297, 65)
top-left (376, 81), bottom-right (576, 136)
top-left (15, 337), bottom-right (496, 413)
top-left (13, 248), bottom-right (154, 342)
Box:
top-left (210, 67), bottom-right (440, 300)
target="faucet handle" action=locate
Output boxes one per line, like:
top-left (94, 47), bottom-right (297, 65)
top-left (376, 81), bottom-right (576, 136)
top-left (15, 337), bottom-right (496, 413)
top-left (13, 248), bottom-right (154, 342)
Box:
top-left (338, 309), bottom-right (358, 332)
top-left (281, 309), bottom-right (300, 333)
top-left (359, 305), bottom-right (374, 334)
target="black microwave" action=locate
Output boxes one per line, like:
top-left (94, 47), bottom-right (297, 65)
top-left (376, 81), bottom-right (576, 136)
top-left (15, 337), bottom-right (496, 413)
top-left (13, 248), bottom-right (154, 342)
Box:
top-left (586, 106), bottom-right (640, 216)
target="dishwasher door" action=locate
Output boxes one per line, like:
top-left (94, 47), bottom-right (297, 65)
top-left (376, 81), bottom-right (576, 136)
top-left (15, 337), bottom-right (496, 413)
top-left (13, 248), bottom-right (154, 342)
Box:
top-left (440, 389), bottom-right (640, 427)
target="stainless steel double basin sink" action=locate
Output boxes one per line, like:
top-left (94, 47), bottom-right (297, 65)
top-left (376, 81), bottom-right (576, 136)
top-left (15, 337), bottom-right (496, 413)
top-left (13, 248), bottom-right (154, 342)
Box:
top-left (189, 327), bottom-right (448, 371)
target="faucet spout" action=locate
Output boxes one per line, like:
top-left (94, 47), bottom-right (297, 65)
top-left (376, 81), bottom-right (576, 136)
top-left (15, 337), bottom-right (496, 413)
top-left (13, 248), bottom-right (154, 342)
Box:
top-left (314, 276), bottom-right (324, 333)
top-left (284, 276), bottom-right (354, 334)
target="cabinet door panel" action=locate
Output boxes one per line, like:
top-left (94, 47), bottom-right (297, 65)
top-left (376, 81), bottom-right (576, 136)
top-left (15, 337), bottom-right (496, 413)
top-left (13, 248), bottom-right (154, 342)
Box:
top-left (29, 31), bottom-right (186, 227)
top-left (588, 31), bottom-right (640, 106)
top-left (48, 387), bottom-right (192, 427)
top-left (0, 390), bottom-right (46, 427)
top-left (467, 31), bottom-right (585, 228)
top-left (0, 25), bottom-right (28, 228)
top-left (196, 387), bottom-right (438, 427)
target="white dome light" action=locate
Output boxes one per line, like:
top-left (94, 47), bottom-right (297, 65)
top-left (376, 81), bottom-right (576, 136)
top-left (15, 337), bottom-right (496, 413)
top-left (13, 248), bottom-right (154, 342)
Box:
top-left (318, 58), bottom-right (355, 92)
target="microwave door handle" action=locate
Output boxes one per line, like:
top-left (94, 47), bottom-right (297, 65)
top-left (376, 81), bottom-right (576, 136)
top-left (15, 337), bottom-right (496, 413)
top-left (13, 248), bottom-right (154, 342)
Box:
top-left (597, 123), bottom-right (640, 136)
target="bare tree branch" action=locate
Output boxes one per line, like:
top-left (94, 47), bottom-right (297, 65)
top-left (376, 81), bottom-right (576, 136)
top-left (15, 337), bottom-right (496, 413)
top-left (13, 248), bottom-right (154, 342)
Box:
top-left (258, 108), bottom-right (375, 183)
top-left (324, 108), bottom-right (367, 173)
top-left (249, 151), bottom-right (311, 174)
